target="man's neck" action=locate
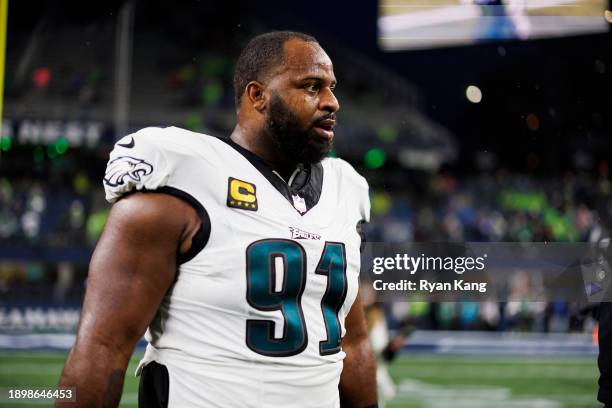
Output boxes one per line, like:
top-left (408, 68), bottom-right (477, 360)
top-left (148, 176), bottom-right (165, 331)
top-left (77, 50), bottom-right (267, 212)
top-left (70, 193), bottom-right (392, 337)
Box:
top-left (229, 125), bottom-right (298, 180)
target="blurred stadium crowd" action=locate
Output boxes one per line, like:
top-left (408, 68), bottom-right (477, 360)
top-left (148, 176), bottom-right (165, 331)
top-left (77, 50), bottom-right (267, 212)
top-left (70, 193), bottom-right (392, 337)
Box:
top-left (0, 166), bottom-right (607, 334)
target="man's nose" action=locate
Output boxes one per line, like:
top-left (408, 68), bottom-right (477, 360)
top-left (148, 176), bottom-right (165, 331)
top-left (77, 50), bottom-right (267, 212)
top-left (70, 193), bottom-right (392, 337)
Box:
top-left (319, 88), bottom-right (340, 113)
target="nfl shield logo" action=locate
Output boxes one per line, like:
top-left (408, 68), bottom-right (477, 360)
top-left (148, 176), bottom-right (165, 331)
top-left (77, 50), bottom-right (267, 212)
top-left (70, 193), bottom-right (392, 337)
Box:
top-left (292, 194), bottom-right (307, 214)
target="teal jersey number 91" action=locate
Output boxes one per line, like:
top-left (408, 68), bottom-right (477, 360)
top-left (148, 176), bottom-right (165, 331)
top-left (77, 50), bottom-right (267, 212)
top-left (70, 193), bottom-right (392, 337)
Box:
top-left (246, 239), bottom-right (348, 357)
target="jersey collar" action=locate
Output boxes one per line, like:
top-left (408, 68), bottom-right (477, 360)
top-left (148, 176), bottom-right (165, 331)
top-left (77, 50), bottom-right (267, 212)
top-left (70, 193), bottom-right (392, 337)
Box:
top-left (222, 138), bottom-right (323, 215)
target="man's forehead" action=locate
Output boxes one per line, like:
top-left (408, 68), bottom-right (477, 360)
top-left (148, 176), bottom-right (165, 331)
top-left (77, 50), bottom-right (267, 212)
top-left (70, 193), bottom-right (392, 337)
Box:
top-left (277, 39), bottom-right (335, 78)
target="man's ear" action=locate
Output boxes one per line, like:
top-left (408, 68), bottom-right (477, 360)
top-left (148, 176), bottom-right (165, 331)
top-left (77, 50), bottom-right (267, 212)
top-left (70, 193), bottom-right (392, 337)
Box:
top-left (245, 81), bottom-right (267, 112)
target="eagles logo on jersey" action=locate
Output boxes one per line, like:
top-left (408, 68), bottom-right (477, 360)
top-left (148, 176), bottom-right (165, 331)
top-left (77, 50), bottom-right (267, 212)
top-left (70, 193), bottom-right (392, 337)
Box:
top-left (103, 126), bottom-right (370, 407)
top-left (103, 156), bottom-right (154, 187)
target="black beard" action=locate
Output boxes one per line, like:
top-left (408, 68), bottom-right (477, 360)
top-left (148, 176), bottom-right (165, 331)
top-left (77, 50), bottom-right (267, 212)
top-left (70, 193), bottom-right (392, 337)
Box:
top-left (266, 92), bottom-right (333, 166)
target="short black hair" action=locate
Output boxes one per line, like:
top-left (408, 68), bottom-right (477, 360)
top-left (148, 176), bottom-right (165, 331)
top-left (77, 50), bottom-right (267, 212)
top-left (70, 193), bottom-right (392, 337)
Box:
top-left (233, 31), bottom-right (318, 109)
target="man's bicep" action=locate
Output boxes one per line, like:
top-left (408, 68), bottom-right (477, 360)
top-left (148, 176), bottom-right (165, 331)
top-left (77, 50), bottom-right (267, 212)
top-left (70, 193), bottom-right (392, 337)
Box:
top-left (76, 193), bottom-right (194, 352)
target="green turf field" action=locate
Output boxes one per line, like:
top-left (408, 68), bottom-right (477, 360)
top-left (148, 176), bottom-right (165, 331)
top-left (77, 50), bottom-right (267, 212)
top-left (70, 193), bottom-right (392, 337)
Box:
top-left (386, 354), bottom-right (599, 408)
top-left (0, 352), bottom-right (599, 407)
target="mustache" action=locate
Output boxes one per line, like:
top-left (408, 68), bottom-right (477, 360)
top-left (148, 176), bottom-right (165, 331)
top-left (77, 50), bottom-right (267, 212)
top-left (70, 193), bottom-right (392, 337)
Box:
top-left (312, 113), bottom-right (337, 127)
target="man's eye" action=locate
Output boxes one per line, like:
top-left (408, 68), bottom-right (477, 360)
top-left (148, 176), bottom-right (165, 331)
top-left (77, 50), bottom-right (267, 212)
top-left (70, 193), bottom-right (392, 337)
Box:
top-left (305, 83), bottom-right (320, 92)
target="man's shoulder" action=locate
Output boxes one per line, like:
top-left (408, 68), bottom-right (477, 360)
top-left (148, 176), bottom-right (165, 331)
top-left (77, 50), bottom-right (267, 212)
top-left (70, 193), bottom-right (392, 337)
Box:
top-left (122, 126), bottom-right (222, 152)
top-left (104, 127), bottom-right (226, 203)
top-left (323, 157), bottom-right (370, 222)
top-left (323, 157), bottom-right (369, 191)
top-left (110, 126), bottom-right (228, 172)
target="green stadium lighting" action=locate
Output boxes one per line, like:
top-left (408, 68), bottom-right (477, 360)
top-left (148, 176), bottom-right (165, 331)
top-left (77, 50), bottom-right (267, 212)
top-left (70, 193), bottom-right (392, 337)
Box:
top-left (376, 125), bottom-right (398, 143)
top-left (185, 112), bottom-right (202, 131)
top-left (0, 135), bottom-right (10, 151)
top-left (33, 146), bottom-right (44, 162)
top-left (55, 137), bottom-right (69, 155)
top-left (364, 148), bottom-right (386, 169)
top-left (46, 144), bottom-right (58, 159)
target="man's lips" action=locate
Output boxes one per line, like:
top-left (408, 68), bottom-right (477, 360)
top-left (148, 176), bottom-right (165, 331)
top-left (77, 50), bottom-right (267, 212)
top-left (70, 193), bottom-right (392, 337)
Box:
top-left (313, 126), bottom-right (334, 140)
top-left (313, 118), bottom-right (336, 140)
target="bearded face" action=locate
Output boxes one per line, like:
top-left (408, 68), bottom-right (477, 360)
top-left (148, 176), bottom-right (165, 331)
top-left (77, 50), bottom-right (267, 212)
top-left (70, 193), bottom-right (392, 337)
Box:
top-left (266, 91), bottom-right (334, 166)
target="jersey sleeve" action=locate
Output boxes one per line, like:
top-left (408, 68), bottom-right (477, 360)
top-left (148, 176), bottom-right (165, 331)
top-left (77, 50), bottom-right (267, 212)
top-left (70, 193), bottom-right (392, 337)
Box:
top-left (330, 157), bottom-right (370, 223)
top-left (103, 127), bottom-right (172, 203)
top-left (358, 173), bottom-right (371, 223)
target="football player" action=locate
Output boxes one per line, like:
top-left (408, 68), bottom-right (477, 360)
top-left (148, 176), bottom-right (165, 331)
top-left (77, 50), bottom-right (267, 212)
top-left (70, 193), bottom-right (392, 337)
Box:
top-left (57, 31), bottom-right (377, 407)
top-left (599, 302), bottom-right (612, 408)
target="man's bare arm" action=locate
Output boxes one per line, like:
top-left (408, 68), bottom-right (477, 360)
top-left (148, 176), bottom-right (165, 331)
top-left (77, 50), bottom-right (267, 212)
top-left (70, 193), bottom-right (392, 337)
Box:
top-left (339, 293), bottom-right (378, 408)
top-left (56, 192), bottom-right (200, 407)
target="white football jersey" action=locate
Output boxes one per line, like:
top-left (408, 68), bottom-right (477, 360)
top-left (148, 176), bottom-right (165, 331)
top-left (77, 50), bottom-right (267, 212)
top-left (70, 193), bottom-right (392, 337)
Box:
top-left (103, 126), bottom-right (370, 407)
